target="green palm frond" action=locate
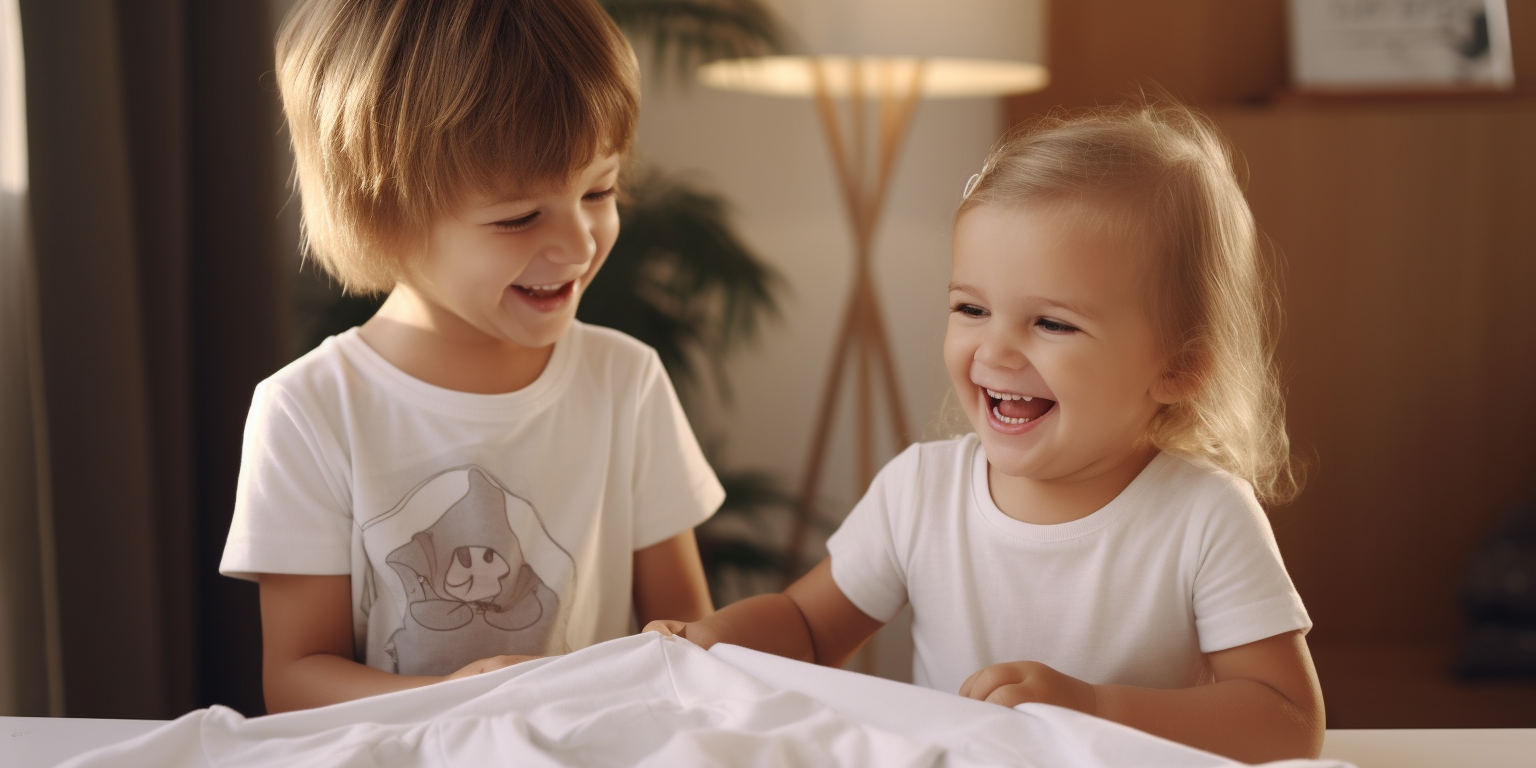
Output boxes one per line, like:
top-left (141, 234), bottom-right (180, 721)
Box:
top-left (714, 467), bottom-right (798, 525)
top-left (600, 0), bottom-right (789, 83)
top-left (579, 165), bottom-right (783, 399)
top-left (697, 538), bottom-right (784, 599)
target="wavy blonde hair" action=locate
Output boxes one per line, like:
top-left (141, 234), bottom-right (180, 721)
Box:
top-left (276, 0), bottom-right (640, 294)
top-left (958, 102), bottom-right (1300, 505)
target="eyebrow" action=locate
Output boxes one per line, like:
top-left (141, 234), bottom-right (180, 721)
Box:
top-left (947, 282), bottom-right (1097, 320)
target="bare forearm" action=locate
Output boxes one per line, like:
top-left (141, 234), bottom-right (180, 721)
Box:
top-left (649, 558), bottom-right (882, 667)
top-left (1094, 679), bottom-right (1323, 763)
top-left (633, 531), bottom-right (713, 626)
top-left (682, 593), bottom-right (816, 663)
top-left (264, 653), bottom-right (438, 713)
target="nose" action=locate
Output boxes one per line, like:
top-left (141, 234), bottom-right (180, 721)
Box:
top-left (974, 322), bottom-right (1029, 371)
top-left (542, 208), bottom-right (598, 266)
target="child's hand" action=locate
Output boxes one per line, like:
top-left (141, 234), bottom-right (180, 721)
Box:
top-left (642, 619), bottom-right (722, 649)
top-left (444, 653), bottom-right (540, 681)
top-left (643, 619), bottom-right (687, 637)
top-left (959, 660), bottom-right (1099, 715)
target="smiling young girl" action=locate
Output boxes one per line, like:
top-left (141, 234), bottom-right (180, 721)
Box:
top-left (220, 0), bottom-right (723, 713)
top-left (648, 103), bottom-right (1323, 763)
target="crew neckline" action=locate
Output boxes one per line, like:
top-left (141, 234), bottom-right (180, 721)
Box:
top-left (967, 435), bottom-right (1173, 543)
top-left (332, 322), bottom-right (581, 418)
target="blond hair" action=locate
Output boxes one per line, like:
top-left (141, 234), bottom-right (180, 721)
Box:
top-left (958, 102), bottom-right (1300, 505)
top-left (277, 0), bottom-right (640, 294)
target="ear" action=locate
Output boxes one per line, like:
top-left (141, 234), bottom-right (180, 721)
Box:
top-left (1150, 372), bottom-right (1184, 405)
top-left (1151, 350), bottom-right (1204, 405)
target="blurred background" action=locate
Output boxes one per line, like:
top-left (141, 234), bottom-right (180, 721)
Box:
top-left (2, 0), bottom-right (1533, 729)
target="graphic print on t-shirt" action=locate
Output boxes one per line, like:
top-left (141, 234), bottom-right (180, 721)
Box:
top-left (362, 466), bottom-right (575, 676)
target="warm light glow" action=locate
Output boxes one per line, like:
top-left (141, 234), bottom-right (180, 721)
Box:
top-left (0, 0), bottom-right (27, 193)
top-left (698, 56), bottom-right (1049, 99)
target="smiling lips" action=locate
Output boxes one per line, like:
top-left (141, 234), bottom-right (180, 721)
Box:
top-left (510, 280), bottom-right (576, 311)
top-left (514, 281), bottom-right (573, 300)
top-left (985, 387), bottom-right (1056, 426)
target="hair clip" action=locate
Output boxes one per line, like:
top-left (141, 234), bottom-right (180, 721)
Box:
top-left (962, 173), bottom-right (982, 199)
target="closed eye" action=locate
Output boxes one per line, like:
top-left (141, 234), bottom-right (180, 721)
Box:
top-left (1036, 317), bottom-right (1078, 334)
top-left (492, 187), bottom-right (614, 231)
top-left (492, 212), bottom-right (539, 232)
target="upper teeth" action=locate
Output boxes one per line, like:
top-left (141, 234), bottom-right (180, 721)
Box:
top-left (525, 283), bottom-right (565, 291)
top-left (985, 388), bottom-right (1032, 402)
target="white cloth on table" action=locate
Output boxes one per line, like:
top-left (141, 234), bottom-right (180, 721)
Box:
top-left (57, 633), bottom-right (1351, 768)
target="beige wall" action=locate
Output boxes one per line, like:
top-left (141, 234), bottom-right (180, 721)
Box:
top-left (634, 54), bottom-right (999, 547)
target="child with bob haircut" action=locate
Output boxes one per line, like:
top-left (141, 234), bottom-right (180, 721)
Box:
top-left (221, 0), bottom-right (724, 713)
top-left (649, 102), bottom-right (1324, 763)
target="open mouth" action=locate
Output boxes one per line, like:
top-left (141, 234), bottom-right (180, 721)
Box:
top-left (512, 281), bottom-right (575, 301)
top-left (984, 387), bottom-right (1056, 426)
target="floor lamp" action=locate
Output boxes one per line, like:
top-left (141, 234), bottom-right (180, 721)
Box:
top-left (698, 0), bottom-right (1050, 581)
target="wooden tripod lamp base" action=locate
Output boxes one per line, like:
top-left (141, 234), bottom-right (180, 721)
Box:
top-left (782, 59), bottom-right (925, 580)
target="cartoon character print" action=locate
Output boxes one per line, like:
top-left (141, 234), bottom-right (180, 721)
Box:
top-left (382, 467), bottom-right (571, 676)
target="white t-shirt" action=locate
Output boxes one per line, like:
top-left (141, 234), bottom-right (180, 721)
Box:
top-left (827, 435), bottom-right (1310, 695)
top-left (220, 322), bottom-right (724, 676)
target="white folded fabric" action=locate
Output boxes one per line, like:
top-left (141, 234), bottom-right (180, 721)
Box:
top-left (58, 633), bottom-right (1352, 768)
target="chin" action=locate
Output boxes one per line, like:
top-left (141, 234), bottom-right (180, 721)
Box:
top-left (976, 441), bottom-right (1036, 479)
top-left (504, 313), bottom-right (575, 349)
top-left (510, 329), bottom-right (565, 350)
top-left (968, 420), bottom-right (1045, 477)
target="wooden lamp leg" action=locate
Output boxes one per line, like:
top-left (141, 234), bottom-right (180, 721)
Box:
top-left (784, 59), bottom-right (925, 583)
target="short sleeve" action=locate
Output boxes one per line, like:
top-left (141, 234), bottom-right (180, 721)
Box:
top-left (825, 446), bottom-right (919, 624)
top-left (1191, 484), bottom-right (1311, 653)
top-left (219, 381), bottom-right (354, 581)
top-left (629, 352), bottom-right (725, 550)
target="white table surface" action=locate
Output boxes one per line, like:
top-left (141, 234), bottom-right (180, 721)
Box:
top-left (1318, 728), bottom-right (1534, 768)
top-left (3, 715), bottom-right (1533, 768)
top-left (4, 716), bottom-right (163, 768)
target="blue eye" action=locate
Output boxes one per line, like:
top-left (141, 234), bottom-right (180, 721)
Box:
top-left (1036, 318), bottom-right (1078, 334)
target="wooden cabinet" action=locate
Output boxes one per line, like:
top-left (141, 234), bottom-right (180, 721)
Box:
top-left (1217, 100), bottom-right (1536, 727)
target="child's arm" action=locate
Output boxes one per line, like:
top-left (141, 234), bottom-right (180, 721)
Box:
top-left (645, 557), bottom-right (885, 668)
top-left (959, 630), bottom-right (1324, 763)
top-left (259, 574), bottom-right (534, 713)
top-left (632, 530), bottom-right (714, 626)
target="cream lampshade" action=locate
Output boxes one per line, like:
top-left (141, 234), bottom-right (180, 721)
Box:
top-left (697, 0), bottom-right (1049, 578)
top-left (698, 0), bottom-right (1047, 98)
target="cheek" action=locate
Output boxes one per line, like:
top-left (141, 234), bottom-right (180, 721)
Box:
top-left (593, 209), bottom-right (620, 255)
top-left (1103, 339), bottom-right (1165, 394)
top-left (487, 242), bottom-right (537, 281)
top-left (590, 227), bottom-right (617, 273)
top-left (941, 326), bottom-right (962, 372)
top-left (942, 326), bottom-right (977, 393)
top-left (1065, 347), bottom-right (1164, 423)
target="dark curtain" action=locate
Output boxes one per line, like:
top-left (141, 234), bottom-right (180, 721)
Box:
top-left (20, 0), bottom-right (290, 718)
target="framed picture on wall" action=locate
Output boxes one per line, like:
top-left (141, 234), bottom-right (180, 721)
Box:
top-left (1288, 0), bottom-right (1515, 91)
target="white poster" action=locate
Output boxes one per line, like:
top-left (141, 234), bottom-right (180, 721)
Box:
top-left (1289, 0), bottom-right (1515, 90)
